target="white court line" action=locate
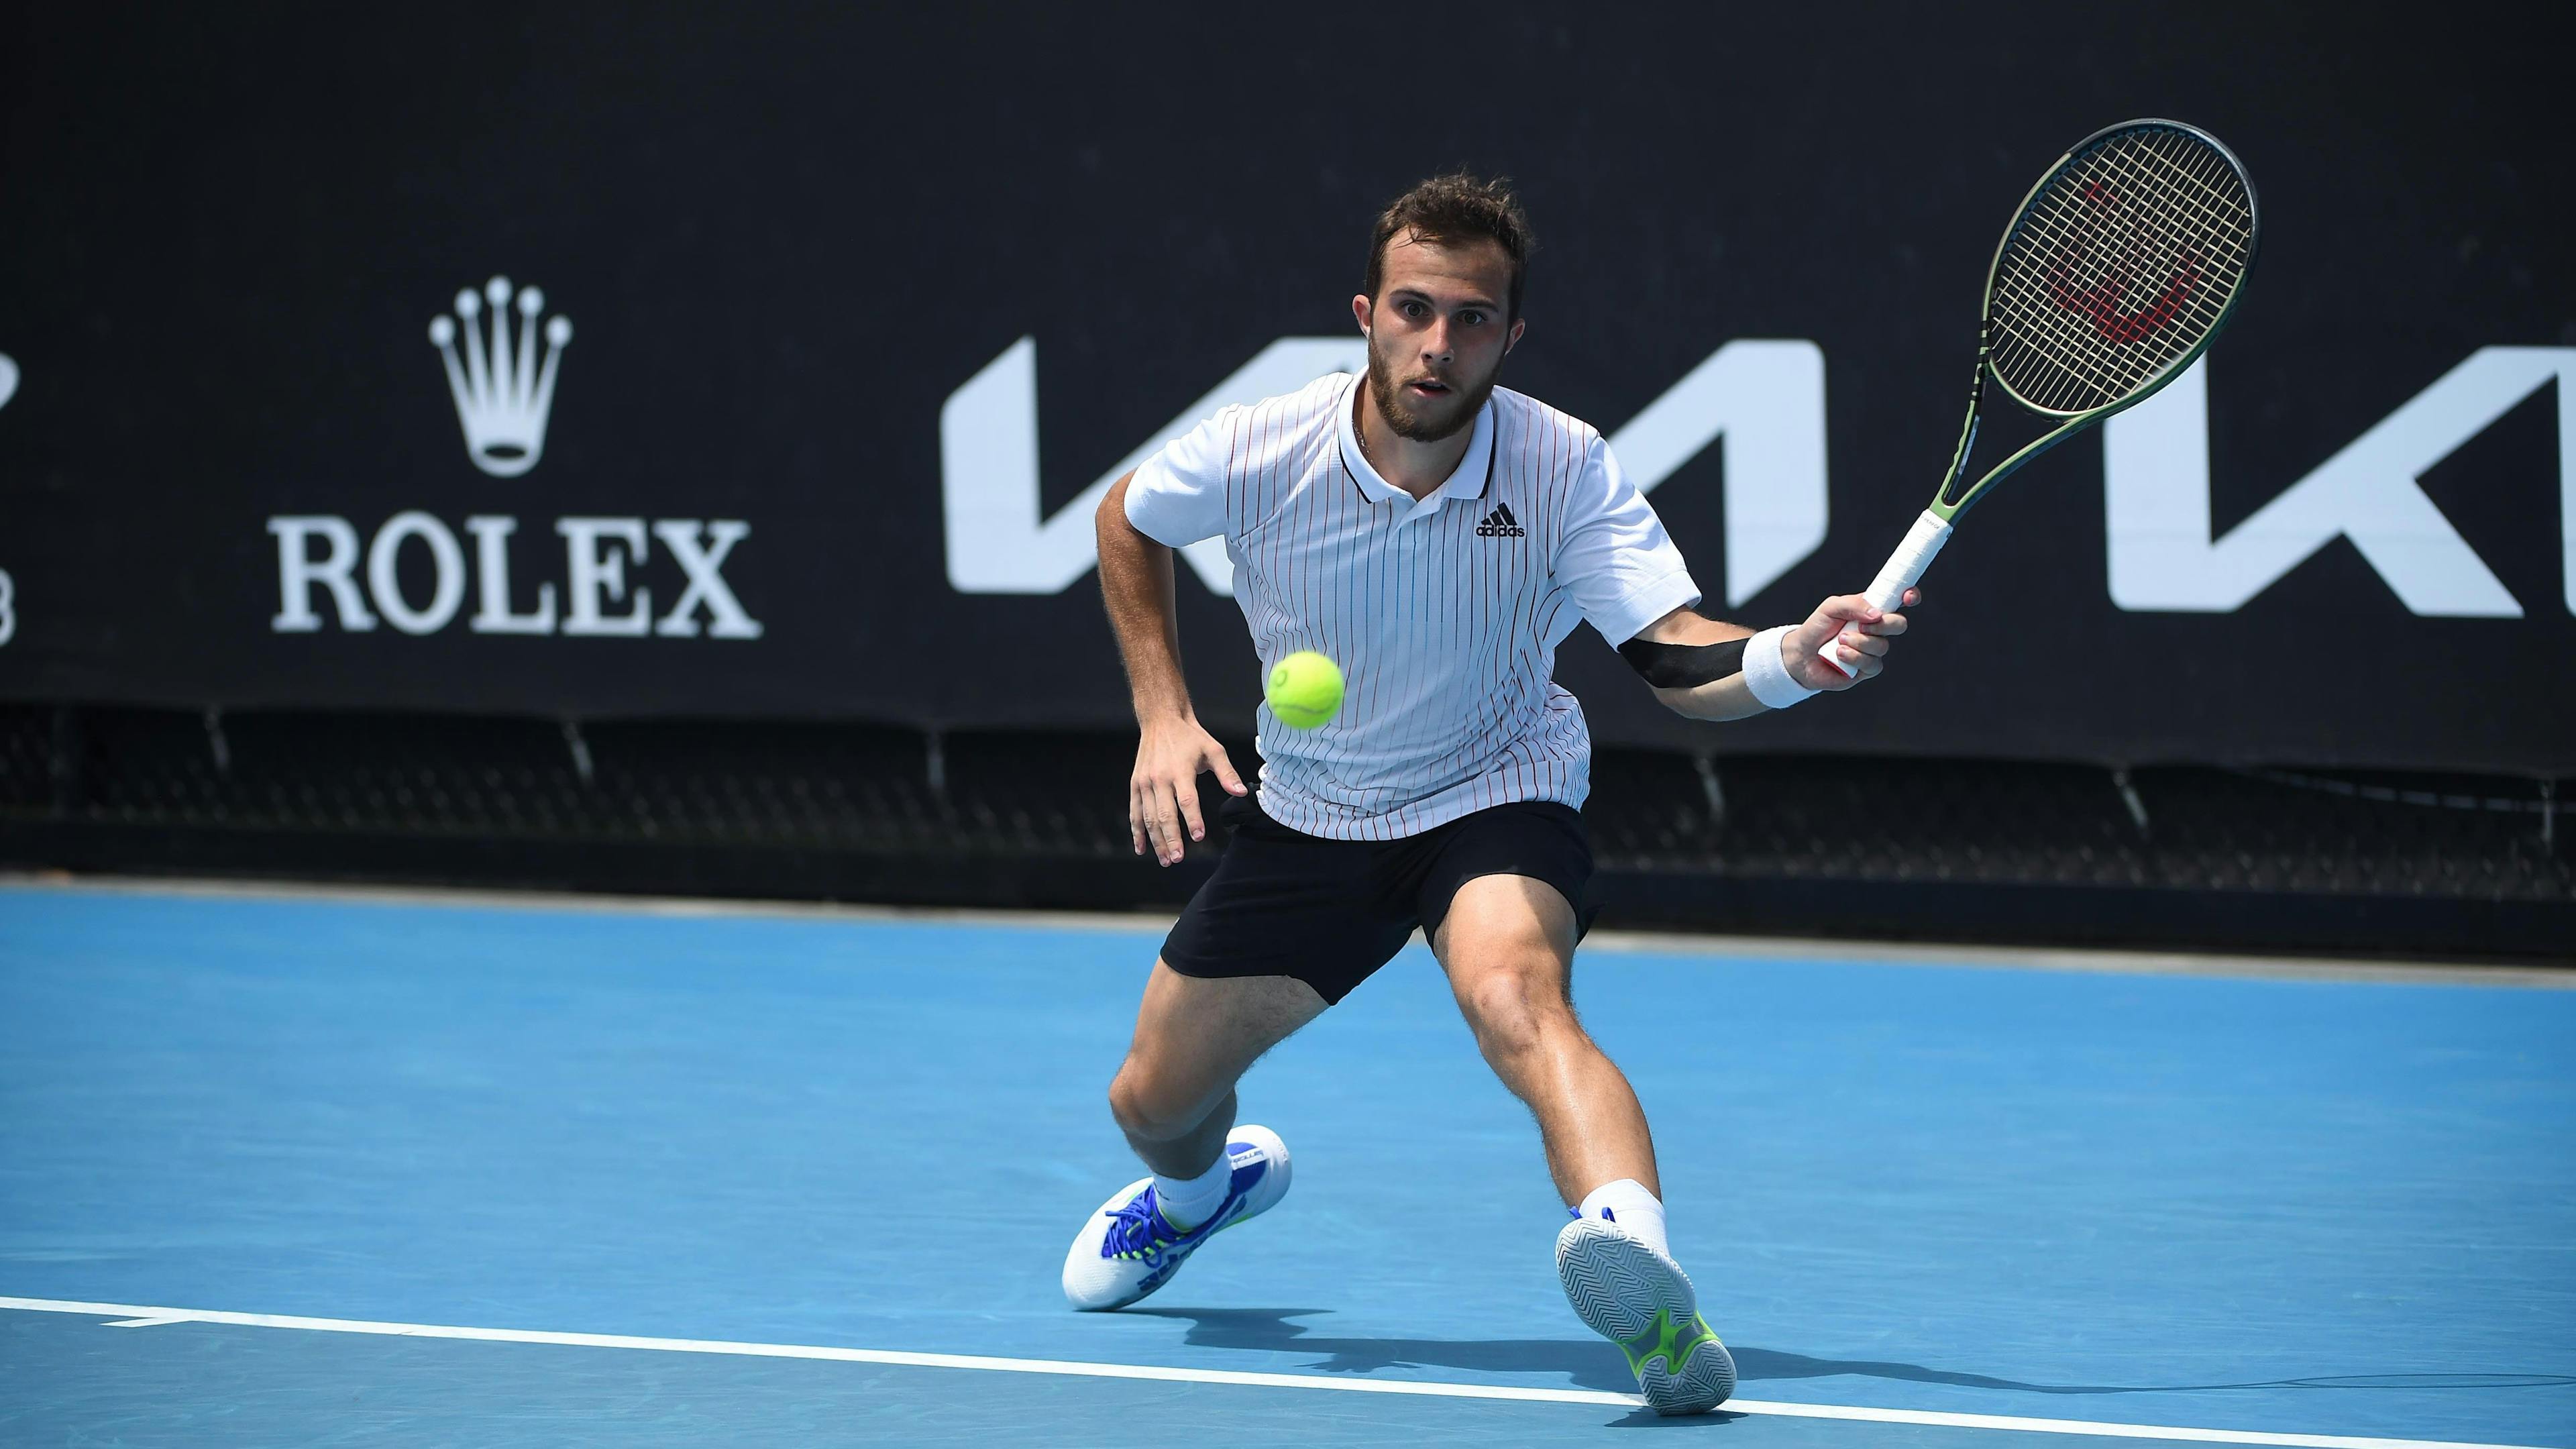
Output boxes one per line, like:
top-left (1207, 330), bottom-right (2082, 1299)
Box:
top-left (0, 1295), bottom-right (2556, 1449)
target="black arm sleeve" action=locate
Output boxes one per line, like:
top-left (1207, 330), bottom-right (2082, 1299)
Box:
top-left (1616, 634), bottom-right (1750, 689)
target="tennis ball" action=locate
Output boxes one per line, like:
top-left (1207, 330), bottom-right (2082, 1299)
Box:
top-left (1265, 650), bottom-right (1344, 730)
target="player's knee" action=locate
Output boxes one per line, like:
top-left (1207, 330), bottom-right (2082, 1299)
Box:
top-left (1458, 964), bottom-right (1572, 1064)
top-left (1106, 1061), bottom-right (1196, 1142)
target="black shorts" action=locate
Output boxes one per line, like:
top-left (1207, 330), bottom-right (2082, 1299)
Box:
top-left (1160, 793), bottom-right (1599, 1006)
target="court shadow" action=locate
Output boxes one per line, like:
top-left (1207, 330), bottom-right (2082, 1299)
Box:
top-left (1126, 1306), bottom-right (1641, 1393)
top-left (1125, 1307), bottom-right (1742, 1430)
top-left (1127, 1308), bottom-right (2575, 1403)
top-left (1725, 1349), bottom-right (2576, 1397)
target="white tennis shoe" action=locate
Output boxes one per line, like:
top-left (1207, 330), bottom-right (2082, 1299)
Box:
top-left (1061, 1125), bottom-right (1291, 1311)
top-left (1556, 1212), bottom-right (1737, 1415)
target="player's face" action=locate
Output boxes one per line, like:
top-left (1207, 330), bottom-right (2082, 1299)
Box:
top-left (1355, 233), bottom-right (1525, 443)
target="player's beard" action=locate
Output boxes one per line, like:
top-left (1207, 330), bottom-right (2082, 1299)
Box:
top-left (1364, 333), bottom-right (1503, 443)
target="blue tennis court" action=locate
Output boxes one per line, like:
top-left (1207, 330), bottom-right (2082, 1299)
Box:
top-left (1, 881), bottom-right (2569, 1447)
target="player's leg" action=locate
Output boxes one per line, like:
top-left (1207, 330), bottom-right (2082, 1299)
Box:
top-left (1064, 963), bottom-right (1316, 1311)
top-left (1064, 793), bottom-right (1408, 1311)
top-left (1417, 806), bottom-right (1735, 1416)
top-left (1108, 960), bottom-right (1325, 1180)
top-left (1431, 873), bottom-right (1655, 1201)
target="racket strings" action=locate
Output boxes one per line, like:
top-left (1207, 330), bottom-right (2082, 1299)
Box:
top-left (1996, 145), bottom-right (2246, 406)
top-left (2074, 139), bottom-right (2251, 332)
top-left (1990, 132), bottom-right (2250, 410)
top-left (1986, 125), bottom-right (2253, 415)
top-left (2047, 148), bottom-right (2244, 331)
top-left (2000, 133), bottom-right (2250, 384)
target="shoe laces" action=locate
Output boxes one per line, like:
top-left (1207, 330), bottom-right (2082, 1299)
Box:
top-left (1102, 1189), bottom-right (1185, 1260)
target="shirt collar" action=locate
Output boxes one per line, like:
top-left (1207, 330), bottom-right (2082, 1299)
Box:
top-left (1336, 371), bottom-right (1496, 523)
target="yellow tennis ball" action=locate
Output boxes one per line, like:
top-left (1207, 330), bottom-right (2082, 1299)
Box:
top-left (1265, 651), bottom-right (1344, 730)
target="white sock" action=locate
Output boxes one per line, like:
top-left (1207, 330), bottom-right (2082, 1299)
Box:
top-left (1153, 1151), bottom-right (1234, 1232)
top-left (1576, 1179), bottom-right (1670, 1259)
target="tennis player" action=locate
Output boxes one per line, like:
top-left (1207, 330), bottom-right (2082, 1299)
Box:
top-left (1060, 174), bottom-right (1918, 1415)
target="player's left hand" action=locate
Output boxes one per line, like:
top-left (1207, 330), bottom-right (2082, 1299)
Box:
top-left (1784, 586), bottom-right (1922, 691)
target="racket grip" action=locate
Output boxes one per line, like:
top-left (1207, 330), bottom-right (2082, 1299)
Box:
top-left (1819, 509), bottom-right (1950, 680)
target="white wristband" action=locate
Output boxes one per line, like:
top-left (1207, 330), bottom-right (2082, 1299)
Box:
top-left (1741, 625), bottom-right (1819, 710)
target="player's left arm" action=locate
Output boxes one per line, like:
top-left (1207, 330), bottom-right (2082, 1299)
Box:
top-left (1559, 428), bottom-right (1921, 719)
top-left (1624, 589), bottom-right (1922, 721)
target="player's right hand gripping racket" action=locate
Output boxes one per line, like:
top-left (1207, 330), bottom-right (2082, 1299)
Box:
top-left (1822, 118), bottom-right (2259, 678)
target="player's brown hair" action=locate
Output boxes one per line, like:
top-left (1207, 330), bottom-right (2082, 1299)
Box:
top-left (1363, 172), bottom-right (1536, 320)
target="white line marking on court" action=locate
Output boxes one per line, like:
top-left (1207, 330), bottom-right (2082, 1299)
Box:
top-left (1, 1295), bottom-right (2555, 1449)
top-left (101, 1314), bottom-right (192, 1328)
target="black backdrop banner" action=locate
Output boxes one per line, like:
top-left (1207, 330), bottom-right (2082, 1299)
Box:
top-left (1, 5), bottom-right (2568, 771)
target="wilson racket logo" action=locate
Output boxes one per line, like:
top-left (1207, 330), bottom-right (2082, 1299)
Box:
top-left (2047, 180), bottom-right (2201, 345)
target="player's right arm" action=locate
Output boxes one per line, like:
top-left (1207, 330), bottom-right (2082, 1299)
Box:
top-left (1097, 471), bottom-right (1246, 868)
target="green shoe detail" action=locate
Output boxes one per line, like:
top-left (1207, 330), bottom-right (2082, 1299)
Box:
top-left (1617, 1309), bottom-right (1721, 1377)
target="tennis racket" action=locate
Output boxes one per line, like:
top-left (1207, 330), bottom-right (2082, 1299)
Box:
top-left (1821, 118), bottom-right (2259, 678)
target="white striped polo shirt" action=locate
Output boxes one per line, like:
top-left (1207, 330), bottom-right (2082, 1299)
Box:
top-left (1124, 370), bottom-right (1703, 841)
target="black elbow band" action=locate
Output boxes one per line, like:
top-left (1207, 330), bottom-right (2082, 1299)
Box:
top-left (1617, 635), bottom-right (1749, 689)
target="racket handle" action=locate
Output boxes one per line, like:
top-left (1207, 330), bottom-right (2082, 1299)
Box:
top-left (1819, 509), bottom-right (1951, 680)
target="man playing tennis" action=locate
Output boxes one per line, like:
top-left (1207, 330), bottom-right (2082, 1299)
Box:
top-left (1061, 173), bottom-right (1919, 1415)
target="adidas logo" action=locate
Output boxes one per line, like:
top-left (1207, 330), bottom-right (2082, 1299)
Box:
top-left (428, 276), bottom-right (572, 478)
top-left (1475, 502), bottom-right (1526, 538)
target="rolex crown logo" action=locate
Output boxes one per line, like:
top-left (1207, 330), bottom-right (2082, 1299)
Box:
top-left (427, 276), bottom-right (572, 478)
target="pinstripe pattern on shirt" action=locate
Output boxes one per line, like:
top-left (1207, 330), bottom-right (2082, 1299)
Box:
top-left (1126, 371), bottom-right (1702, 842)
